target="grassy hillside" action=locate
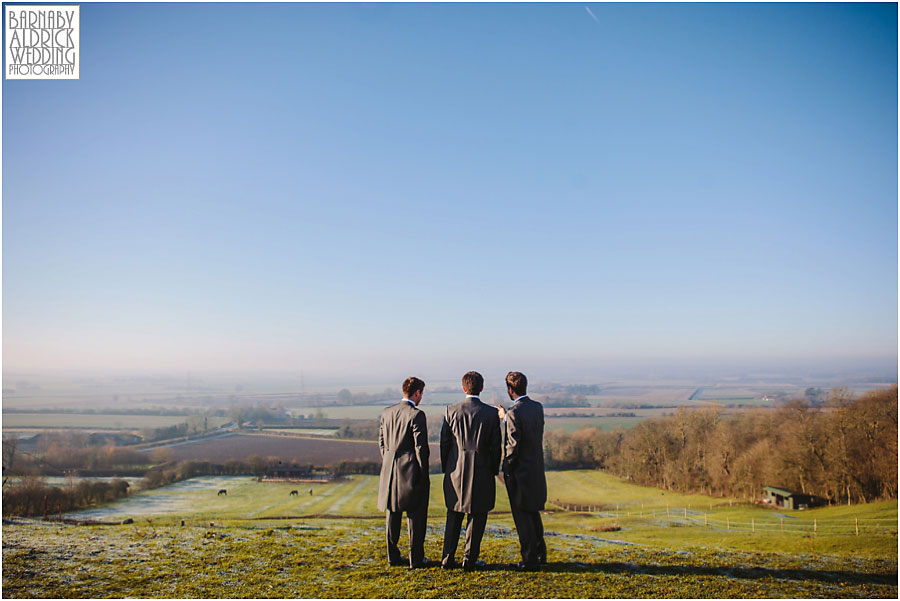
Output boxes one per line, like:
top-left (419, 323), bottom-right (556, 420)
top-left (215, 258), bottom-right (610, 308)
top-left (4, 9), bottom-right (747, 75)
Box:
top-left (59, 470), bottom-right (897, 558)
top-left (3, 518), bottom-right (895, 598)
top-left (3, 470), bottom-right (896, 598)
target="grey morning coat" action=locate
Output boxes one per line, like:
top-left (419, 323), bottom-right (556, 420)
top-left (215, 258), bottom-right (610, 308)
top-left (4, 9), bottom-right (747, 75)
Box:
top-left (377, 401), bottom-right (430, 513)
top-left (440, 396), bottom-right (502, 514)
top-left (502, 396), bottom-right (548, 512)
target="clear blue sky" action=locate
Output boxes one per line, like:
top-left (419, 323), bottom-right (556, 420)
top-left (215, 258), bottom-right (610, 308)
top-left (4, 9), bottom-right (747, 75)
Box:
top-left (2, 2), bottom-right (897, 381)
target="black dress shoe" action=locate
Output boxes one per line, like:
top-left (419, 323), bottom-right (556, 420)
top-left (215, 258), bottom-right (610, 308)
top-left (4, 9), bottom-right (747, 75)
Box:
top-left (389, 560), bottom-right (406, 567)
top-left (462, 559), bottom-right (486, 572)
top-left (538, 555), bottom-right (547, 565)
top-left (410, 558), bottom-right (430, 569)
top-left (513, 561), bottom-right (539, 572)
top-left (441, 560), bottom-right (458, 570)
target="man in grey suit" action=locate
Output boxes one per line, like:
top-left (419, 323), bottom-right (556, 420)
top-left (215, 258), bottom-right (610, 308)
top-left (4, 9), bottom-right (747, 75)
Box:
top-left (496, 371), bottom-right (547, 571)
top-left (440, 371), bottom-right (501, 571)
top-left (377, 376), bottom-right (430, 568)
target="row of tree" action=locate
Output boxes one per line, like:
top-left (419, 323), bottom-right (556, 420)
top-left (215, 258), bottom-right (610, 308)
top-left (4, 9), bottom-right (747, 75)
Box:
top-left (140, 457), bottom-right (384, 490)
top-left (544, 386), bottom-right (897, 504)
top-left (11, 433), bottom-right (154, 473)
top-left (2, 477), bottom-right (131, 517)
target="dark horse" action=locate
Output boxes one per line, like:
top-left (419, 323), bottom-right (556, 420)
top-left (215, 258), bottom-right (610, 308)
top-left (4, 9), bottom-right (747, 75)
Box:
top-left (217, 489), bottom-right (227, 496)
top-left (289, 490), bottom-right (299, 496)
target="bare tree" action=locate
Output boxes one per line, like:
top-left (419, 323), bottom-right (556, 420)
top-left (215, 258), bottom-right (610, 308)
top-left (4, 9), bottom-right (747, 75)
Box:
top-left (2, 434), bottom-right (19, 487)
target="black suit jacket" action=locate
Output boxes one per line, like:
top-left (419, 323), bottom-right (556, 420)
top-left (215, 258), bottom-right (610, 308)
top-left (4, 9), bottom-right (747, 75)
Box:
top-left (502, 396), bottom-right (547, 511)
top-left (440, 396), bottom-right (501, 513)
top-left (377, 401), bottom-right (429, 512)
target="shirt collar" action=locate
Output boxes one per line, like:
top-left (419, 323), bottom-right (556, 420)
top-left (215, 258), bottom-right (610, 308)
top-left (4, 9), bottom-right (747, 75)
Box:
top-left (465, 394), bottom-right (481, 400)
top-left (512, 395), bottom-right (527, 404)
top-left (402, 398), bottom-right (415, 406)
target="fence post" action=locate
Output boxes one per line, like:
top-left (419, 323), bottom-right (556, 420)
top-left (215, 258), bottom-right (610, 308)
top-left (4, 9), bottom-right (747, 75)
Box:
top-left (752, 518), bottom-right (755, 533)
top-left (684, 507), bottom-right (687, 519)
top-left (814, 519), bottom-right (817, 535)
top-left (855, 518), bottom-right (859, 536)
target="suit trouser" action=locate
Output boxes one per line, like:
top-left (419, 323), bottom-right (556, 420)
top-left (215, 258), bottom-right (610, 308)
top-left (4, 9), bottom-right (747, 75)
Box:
top-left (386, 502), bottom-right (427, 565)
top-left (441, 510), bottom-right (488, 565)
top-left (509, 502), bottom-right (546, 565)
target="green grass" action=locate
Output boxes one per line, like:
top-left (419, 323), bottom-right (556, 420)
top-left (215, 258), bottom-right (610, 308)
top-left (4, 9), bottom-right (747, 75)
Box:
top-left (543, 472), bottom-right (897, 557)
top-left (59, 471), bottom-right (897, 558)
top-left (3, 471), bottom-right (896, 597)
top-left (3, 519), bottom-right (895, 598)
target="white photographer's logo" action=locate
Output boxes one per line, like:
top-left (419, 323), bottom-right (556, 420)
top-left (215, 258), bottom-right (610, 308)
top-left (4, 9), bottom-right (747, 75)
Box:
top-left (5, 5), bottom-right (79, 80)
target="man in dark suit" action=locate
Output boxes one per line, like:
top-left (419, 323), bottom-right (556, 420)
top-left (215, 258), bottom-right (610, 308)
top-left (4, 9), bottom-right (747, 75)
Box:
top-left (377, 376), bottom-right (430, 568)
top-left (496, 371), bottom-right (547, 571)
top-left (440, 371), bottom-right (502, 571)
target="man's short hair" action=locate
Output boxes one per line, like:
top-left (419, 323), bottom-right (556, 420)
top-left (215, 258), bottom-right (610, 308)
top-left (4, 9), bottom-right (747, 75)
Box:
top-left (402, 376), bottom-right (425, 398)
top-left (506, 371), bottom-right (528, 396)
top-left (462, 371), bottom-right (484, 395)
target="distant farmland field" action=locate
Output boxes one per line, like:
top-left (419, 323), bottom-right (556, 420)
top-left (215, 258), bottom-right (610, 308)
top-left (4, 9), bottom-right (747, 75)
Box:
top-left (544, 416), bottom-right (645, 433)
top-left (262, 428), bottom-right (339, 437)
top-left (143, 433), bottom-right (438, 465)
top-left (1, 413), bottom-right (229, 430)
top-left (294, 403), bottom-right (454, 420)
top-left (690, 388), bottom-right (759, 402)
top-left (301, 405), bottom-right (670, 432)
top-left (543, 407), bottom-right (673, 417)
top-left (294, 405), bottom-right (391, 420)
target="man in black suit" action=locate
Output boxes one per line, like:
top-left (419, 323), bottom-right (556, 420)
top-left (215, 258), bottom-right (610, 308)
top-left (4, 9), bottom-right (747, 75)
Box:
top-left (440, 371), bottom-right (501, 571)
top-left (377, 376), bottom-right (430, 568)
top-left (496, 371), bottom-right (547, 571)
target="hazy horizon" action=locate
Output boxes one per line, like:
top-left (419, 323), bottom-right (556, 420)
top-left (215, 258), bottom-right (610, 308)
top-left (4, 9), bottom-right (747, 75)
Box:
top-left (3, 3), bottom-right (897, 377)
top-left (3, 355), bottom-right (896, 393)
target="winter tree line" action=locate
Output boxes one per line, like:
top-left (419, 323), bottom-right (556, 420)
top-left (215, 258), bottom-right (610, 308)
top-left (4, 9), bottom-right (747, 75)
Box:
top-left (543, 386), bottom-right (897, 505)
top-left (3, 477), bottom-right (132, 517)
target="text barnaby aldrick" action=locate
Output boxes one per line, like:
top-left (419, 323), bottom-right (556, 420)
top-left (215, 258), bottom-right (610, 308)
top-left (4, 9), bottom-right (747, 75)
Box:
top-left (7, 8), bottom-right (77, 76)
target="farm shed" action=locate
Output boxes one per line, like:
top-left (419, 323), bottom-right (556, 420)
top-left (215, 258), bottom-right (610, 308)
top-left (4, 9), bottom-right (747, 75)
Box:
top-left (763, 486), bottom-right (818, 510)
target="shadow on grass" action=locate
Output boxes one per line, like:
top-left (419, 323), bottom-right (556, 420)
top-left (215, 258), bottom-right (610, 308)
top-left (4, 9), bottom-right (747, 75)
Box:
top-left (522, 561), bottom-right (898, 586)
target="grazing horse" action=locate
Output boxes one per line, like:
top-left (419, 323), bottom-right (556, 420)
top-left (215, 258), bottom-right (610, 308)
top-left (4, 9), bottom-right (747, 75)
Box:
top-left (289, 490), bottom-right (299, 496)
top-left (217, 489), bottom-right (227, 496)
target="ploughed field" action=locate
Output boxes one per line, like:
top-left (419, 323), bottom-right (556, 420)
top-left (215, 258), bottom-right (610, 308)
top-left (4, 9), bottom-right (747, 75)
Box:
top-left (141, 432), bottom-right (434, 465)
top-left (3, 472), bottom-right (896, 598)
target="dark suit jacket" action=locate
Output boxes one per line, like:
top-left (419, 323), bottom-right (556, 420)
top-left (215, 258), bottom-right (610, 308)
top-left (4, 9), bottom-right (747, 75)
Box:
top-left (377, 401), bottom-right (429, 512)
top-left (502, 396), bottom-right (547, 512)
top-left (440, 396), bottom-right (501, 513)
